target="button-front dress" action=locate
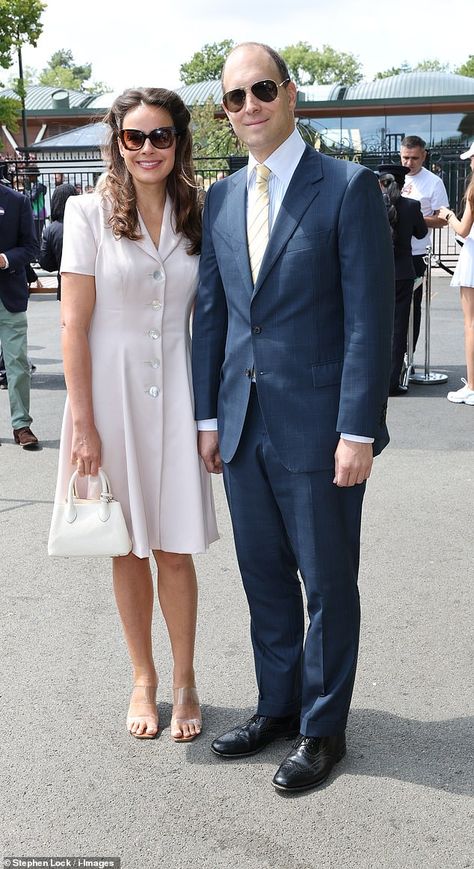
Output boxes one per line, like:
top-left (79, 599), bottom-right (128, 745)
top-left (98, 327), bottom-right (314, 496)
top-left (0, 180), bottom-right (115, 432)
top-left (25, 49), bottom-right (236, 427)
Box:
top-left (54, 192), bottom-right (218, 557)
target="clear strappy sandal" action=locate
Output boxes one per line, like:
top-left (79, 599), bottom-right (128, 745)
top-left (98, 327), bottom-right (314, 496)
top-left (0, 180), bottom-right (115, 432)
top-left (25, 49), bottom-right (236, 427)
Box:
top-left (126, 684), bottom-right (159, 740)
top-left (170, 686), bottom-right (202, 742)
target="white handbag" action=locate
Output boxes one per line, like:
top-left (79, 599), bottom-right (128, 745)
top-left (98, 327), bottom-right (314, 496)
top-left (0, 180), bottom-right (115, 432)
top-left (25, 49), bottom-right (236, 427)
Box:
top-left (48, 469), bottom-right (132, 557)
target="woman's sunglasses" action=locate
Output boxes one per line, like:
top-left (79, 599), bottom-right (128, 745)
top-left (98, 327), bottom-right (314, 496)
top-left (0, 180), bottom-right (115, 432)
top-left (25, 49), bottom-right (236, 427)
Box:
top-left (118, 127), bottom-right (179, 151)
top-left (222, 78), bottom-right (290, 113)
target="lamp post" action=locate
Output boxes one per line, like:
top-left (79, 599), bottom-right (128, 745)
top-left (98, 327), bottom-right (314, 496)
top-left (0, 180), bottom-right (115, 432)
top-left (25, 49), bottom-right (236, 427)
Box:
top-left (17, 43), bottom-right (28, 152)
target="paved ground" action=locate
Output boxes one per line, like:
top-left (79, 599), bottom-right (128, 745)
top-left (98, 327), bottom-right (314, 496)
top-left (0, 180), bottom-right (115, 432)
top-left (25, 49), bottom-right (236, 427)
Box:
top-left (0, 276), bottom-right (472, 869)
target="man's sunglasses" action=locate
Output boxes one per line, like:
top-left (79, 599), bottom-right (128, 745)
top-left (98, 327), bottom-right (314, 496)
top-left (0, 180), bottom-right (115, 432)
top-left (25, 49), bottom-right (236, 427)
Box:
top-left (222, 78), bottom-right (290, 113)
top-left (118, 127), bottom-right (179, 151)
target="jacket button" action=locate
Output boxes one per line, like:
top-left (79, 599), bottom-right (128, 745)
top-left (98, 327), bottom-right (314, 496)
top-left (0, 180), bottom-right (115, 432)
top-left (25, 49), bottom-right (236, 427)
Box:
top-left (152, 268), bottom-right (164, 281)
top-left (252, 326), bottom-right (262, 334)
top-left (148, 386), bottom-right (160, 397)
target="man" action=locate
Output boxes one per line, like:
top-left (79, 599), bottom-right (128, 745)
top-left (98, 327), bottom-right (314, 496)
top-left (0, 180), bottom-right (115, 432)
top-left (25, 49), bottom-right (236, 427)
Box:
top-left (400, 135), bottom-right (449, 348)
top-left (0, 178), bottom-right (40, 447)
top-left (192, 43), bottom-right (394, 793)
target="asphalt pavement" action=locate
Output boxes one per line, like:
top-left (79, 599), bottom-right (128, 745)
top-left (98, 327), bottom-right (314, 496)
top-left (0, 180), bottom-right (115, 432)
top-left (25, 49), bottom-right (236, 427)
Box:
top-left (0, 275), bottom-right (472, 869)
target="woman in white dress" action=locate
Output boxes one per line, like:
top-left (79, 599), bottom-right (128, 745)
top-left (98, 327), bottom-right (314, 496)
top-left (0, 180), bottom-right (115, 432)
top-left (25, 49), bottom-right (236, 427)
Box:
top-left (439, 143), bottom-right (474, 406)
top-left (58, 88), bottom-right (218, 740)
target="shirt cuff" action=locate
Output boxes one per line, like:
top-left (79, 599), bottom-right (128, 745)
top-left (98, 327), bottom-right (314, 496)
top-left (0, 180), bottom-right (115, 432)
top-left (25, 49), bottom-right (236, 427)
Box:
top-left (197, 418), bottom-right (218, 431)
top-left (0, 253), bottom-right (9, 269)
top-left (340, 433), bottom-right (374, 444)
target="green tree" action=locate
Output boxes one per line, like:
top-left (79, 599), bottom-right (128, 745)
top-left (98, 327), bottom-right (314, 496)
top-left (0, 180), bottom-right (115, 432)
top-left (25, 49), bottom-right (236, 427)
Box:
top-left (374, 59), bottom-right (451, 79)
top-left (374, 65), bottom-right (409, 80)
top-left (180, 40), bottom-right (234, 85)
top-left (456, 55), bottom-right (474, 77)
top-left (281, 41), bottom-right (363, 86)
top-left (415, 59), bottom-right (450, 72)
top-left (6, 64), bottom-right (37, 88)
top-left (0, 0), bottom-right (46, 146)
top-left (0, 94), bottom-right (20, 129)
top-left (39, 47), bottom-right (106, 93)
top-left (0, 0), bottom-right (45, 69)
top-left (191, 97), bottom-right (246, 161)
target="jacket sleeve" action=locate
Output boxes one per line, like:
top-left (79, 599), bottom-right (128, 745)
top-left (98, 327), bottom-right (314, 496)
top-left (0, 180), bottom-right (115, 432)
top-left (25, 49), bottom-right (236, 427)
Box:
top-left (39, 225), bottom-right (59, 272)
top-left (191, 186), bottom-right (228, 420)
top-left (412, 200), bottom-right (428, 240)
top-left (336, 167), bottom-right (395, 438)
top-left (3, 195), bottom-right (39, 271)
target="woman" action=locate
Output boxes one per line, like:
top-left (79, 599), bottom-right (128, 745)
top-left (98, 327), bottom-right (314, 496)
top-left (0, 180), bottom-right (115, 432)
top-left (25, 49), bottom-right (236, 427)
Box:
top-left (39, 183), bottom-right (78, 299)
top-left (439, 143), bottom-right (474, 406)
top-left (377, 164), bottom-right (427, 395)
top-left (55, 88), bottom-right (218, 741)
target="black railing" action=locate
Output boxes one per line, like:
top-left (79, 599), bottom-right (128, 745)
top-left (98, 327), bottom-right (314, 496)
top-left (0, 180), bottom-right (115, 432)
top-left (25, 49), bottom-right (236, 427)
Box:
top-left (1, 147), bottom-right (470, 268)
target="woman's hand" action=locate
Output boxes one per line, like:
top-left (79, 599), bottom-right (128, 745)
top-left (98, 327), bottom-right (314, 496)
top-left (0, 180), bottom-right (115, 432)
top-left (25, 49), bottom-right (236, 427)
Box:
top-left (71, 425), bottom-right (102, 477)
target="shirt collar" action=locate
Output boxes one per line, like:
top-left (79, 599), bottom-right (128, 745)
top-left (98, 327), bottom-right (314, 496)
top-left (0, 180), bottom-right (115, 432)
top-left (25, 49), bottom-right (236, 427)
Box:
top-left (247, 127), bottom-right (306, 187)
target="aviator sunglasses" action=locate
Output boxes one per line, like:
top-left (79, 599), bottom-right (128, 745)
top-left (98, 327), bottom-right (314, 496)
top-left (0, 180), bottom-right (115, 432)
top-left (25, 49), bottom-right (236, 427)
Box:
top-left (118, 127), bottom-right (179, 151)
top-left (222, 78), bottom-right (290, 113)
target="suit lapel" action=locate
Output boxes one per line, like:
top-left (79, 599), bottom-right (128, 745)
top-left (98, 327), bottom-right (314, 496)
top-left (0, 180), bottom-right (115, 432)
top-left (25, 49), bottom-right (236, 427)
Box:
top-left (226, 170), bottom-right (254, 296)
top-left (252, 147), bottom-right (323, 297)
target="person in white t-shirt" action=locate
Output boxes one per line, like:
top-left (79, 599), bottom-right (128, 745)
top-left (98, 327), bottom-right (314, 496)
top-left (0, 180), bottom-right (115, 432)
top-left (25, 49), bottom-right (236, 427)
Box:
top-left (400, 135), bottom-right (449, 348)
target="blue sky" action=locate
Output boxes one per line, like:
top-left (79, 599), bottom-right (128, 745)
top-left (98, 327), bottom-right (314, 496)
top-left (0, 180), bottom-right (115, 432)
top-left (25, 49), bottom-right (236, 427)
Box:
top-left (4, 0), bottom-right (473, 94)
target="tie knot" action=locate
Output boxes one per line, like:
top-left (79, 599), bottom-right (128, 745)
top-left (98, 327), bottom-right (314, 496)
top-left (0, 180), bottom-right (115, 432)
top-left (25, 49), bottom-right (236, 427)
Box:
top-left (255, 164), bottom-right (271, 184)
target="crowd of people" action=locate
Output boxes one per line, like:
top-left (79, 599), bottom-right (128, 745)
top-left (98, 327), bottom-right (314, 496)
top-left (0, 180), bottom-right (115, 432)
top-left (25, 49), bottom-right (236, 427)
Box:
top-left (1, 41), bottom-right (473, 794)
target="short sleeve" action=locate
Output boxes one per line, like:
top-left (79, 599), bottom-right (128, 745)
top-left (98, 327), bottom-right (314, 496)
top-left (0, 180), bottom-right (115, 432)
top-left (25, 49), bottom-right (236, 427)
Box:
top-left (60, 195), bottom-right (98, 276)
top-left (431, 177), bottom-right (449, 211)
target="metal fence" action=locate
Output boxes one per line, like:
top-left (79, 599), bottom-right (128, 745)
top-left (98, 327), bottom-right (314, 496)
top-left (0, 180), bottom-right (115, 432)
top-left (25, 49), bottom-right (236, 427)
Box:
top-left (2, 147), bottom-right (470, 270)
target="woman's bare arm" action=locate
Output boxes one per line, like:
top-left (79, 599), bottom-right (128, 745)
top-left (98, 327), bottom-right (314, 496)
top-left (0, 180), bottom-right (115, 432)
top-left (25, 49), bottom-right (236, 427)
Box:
top-left (61, 272), bottom-right (101, 476)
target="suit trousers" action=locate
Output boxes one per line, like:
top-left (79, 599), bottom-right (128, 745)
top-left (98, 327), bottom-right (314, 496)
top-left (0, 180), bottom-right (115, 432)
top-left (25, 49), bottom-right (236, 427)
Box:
top-left (223, 386), bottom-right (365, 737)
top-left (390, 278), bottom-right (415, 390)
top-left (0, 300), bottom-right (32, 429)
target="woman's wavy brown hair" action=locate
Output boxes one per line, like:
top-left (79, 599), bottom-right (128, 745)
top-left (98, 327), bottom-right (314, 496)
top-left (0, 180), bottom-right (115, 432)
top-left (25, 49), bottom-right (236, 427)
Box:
top-left (102, 88), bottom-right (201, 254)
top-left (464, 171), bottom-right (474, 211)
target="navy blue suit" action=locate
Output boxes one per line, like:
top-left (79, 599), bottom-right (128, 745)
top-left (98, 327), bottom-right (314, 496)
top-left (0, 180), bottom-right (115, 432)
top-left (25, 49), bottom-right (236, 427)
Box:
top-left (192, 146), bottom-right (394, 735)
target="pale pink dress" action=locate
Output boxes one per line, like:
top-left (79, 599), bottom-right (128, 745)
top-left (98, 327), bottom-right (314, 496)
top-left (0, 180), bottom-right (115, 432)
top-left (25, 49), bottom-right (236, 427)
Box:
top-left (54, 192), bottom-right (218, 557)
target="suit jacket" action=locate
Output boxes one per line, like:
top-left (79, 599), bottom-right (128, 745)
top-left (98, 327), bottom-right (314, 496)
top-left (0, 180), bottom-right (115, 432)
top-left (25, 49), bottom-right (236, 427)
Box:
top-left (192, 146), bottom-right (395, 473)
top-left (393, 197), bottom-right (427, 281)
top-left (0, 185), bottom-right (39, 313)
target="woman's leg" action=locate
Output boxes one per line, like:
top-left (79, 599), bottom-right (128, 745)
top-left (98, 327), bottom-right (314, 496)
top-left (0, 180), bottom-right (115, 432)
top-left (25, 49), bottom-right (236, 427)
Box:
top-left (460, 286), bottom-right (474, 388)
top-left (152, 550), bottom-right (201, 739)
top-left (113, 552), bottom-right (158, 737)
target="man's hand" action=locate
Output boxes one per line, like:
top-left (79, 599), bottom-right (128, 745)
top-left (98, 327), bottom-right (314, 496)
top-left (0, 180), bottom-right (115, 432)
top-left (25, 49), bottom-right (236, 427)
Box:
top-left (198, 430), bottom-right (223, 474)
top-left (334, 439), bottom-right (373, 487)
top-left (0, 254), bottom-right (7, 269)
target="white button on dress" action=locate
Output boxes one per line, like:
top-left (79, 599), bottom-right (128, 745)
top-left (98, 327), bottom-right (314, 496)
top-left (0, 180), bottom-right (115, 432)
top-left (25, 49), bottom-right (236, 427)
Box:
top-left (56, 193), bottom-right (218, 557)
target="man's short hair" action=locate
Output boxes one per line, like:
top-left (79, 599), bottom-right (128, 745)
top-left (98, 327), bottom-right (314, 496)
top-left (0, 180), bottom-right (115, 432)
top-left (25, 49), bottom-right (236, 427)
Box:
top-left (221, 42), bottom-right (290, 87)
top-left (401, 135), bottom-right (426, 150)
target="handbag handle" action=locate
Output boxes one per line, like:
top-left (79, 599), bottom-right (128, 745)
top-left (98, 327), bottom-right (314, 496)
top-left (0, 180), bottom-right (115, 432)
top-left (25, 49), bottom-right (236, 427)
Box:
top-left (65, 469), bottom-right (115, 524)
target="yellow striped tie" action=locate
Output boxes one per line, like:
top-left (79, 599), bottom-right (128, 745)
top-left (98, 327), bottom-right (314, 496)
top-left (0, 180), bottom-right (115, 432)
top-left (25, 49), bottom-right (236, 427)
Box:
top-left (247, 163), bottom-right (271, 284)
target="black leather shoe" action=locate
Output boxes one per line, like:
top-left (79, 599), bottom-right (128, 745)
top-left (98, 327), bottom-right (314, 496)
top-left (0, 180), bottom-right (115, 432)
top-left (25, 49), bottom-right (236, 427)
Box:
top-left (272, 733), bottom-right (346, 793)
top-left (211, 713), bottom-right (300, 758)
